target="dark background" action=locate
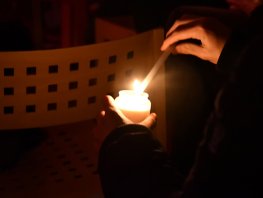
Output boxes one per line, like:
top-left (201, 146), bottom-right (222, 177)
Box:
top-left (0, 0), bottom-right (228, 50)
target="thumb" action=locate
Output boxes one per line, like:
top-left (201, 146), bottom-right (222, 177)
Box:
top-left (174, 42), bottom-right (203, 56)
top-left (103, 95), bottom-right (115, 110)
top-left (140, 113), bottom-right (157, 129)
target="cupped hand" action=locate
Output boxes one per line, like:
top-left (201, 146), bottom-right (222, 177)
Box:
top-left (93, 95), bottom-right (157, 152)
top-left (161, 15), bottom-right (231, 64)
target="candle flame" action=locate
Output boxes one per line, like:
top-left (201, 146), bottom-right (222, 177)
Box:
top-left (133, 80), bottom-right (144, 94)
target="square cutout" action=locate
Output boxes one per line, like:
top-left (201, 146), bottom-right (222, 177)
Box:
top-left (48, 103), bottom-right (57, 111)
top-left (88, 96), bottom-right (96, 104)
top-left (4, 87), bottom-right (14, 95)
top-left (127, 51), bottom-right (134, 59)
top-left (49, 65), bottom-right (58, 74)
top-left (26, 86), bottom-right (36, 94)
top-left (107, 74), bottom-right (115, 82)
top-left (26, 105), bottom-right (36, 113)
top-left (70, 62), bottom-right (79, 71)
top-left (68, 100), bottom-right (77, 108)
top-left (89, 59), bottom-right (98, 68)
top-left (4, 106), bottom-right (14, 114)
top-left (88, 78), bottom-right (97, 86)
top-left (108, 55), bottom-right (117, 64)
top-left (4, 68), bottom-right (14, 76)
top-left (27, 67), bottom-right (37, 75)
top-left (69, 81), bottom-right (78, 90)
top-left (48, 84), bottom-right (58, 92)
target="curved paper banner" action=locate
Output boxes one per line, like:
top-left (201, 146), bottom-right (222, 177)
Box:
top-left (0, 28), bottom-right (166, 140)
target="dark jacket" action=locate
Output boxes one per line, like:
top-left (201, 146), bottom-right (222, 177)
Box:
top-left (98, 5), bottom-right (263, 198)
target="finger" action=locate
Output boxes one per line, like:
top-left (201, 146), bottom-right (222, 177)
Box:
top-left (166, 17), bottom-right (198, 37)
top-left (166, 19), bottom-right (188, 37)
top-left (104, 95), bottom-right (132, 124)
top-left (161, 24), bottom-right (203, 51)
top-left (101, 110), bottom-right (105, 116)
top-left (103, 95), bottom-right (115, 110)
top-left (140, 113), bottom-right (157, 129)
top-left (174, 42), bottom-right (205, 57)
top-left (96, 110), bottom-right (105, 125)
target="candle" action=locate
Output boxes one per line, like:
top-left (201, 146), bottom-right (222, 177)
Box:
top-left (114, 48), bottom-right (171, 123)
top-left (115, 80), bottom-right (151, 123)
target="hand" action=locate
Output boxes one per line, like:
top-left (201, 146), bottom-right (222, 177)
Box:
top-left (93, 95), bottom-right (157, 152)
top-left (161, 16), bottom-right (231, 64)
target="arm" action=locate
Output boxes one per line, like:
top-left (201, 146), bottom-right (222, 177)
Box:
top-left (99, 124), bottom-right (183, 198)
top-left (96, 96), bottom-right (184, 198)
top-left (180, 21), bottom-right (263, 198)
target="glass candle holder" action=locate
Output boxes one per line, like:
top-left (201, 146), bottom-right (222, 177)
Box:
top-left (115, 90), bottom-right (151, 123)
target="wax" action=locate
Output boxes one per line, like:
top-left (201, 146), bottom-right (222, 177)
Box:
top-left (115, 90), bottom-right (151, 123)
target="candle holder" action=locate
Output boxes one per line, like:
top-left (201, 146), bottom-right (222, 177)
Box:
top-left (115, 90), bottom-right (151, 123)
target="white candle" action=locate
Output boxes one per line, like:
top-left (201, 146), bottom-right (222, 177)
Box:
top-left (115, 80), bottom-right (151, 123)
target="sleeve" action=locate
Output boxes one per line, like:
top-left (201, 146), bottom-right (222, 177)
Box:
top-left (98, 124), bottom-right (184, 198)
top-left (179, 32), bottom-right (263, 198)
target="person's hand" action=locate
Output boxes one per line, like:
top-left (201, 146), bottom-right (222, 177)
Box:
top-left (93, 95), bottom-right (157, 153)
top-left (161, 16), bottom-right (231, 64)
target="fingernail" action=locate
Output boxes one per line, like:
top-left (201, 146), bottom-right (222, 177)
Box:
top-left (151, 113), bottom-right (157, 118)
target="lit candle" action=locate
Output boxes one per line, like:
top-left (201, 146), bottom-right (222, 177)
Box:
top-left (115, 80), bottom-right (151, 123)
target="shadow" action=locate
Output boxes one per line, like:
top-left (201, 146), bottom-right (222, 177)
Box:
top-left (165, 54), bottom-right (221, 175)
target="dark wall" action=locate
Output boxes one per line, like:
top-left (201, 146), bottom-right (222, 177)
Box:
top-left (98, 0), bottom-right (228, 31)
top-left (0, 0), bottom-right (229, 49)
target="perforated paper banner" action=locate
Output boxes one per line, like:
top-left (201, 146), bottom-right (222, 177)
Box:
top-left (0, 28), bottom-right (166, 144)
